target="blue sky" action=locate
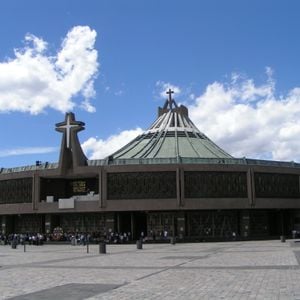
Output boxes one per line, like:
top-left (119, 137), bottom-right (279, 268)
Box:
top-left (1, 0), bottom-right (300, 167)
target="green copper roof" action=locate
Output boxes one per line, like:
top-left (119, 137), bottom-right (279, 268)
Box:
top-left (109, 93), bottom-right (232, 160)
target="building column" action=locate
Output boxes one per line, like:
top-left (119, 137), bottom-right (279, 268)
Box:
top-left (247, 168), bottom-right (255, 207)
top-left (102, 170), bottom-right (107, 207)
top-left (32, 174), bottom-right (40, 210)
top-left (98, 169), bottom-right (104, 208)
top-left (180, 168), bottom-right (185, 206)
top-left (176, 168), bottom-right (181, 207)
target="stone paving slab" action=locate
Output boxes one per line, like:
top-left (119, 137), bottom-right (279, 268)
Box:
top-left (1, 240), bottom-right (300, 299)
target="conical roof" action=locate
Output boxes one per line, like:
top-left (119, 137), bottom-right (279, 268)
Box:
top-left (109, 90), bottom-right (232, 160)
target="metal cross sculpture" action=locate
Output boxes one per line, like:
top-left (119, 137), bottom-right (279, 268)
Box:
top-left (166, 89), bottom-right (175, 109)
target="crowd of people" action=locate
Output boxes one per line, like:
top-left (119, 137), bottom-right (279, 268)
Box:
top-left (0, 229), bottom-right (173, 246)
top-left (0, 231), bottom-right (134, 246)
top-left (0, 233), bottom-right (45, 246)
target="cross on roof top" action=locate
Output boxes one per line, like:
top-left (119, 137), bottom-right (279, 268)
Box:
top-left (166, 89), bottom-right (175, 109)
top-left (166, 89), bottom-right (174, 102)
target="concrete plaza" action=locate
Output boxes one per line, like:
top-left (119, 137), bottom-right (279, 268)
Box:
top-left (1, 240), bottom-right (300, 299)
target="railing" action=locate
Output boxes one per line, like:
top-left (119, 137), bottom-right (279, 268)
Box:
top-left (0, 162), bottom-right (58, 174)
top-left (1, 157), bottom-right (300, 174)
top-left (102, 157), bottom-right (300, 168)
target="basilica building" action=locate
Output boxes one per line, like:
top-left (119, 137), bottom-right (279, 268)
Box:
top-left (1, 90), bottom-right (300, 240)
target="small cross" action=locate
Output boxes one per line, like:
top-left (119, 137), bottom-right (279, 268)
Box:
top-left (166, 89), bottom-right (174, 102)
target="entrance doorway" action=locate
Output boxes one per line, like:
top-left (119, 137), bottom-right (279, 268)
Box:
top-left (116, 212), bottom-right (148, 240)
top-left (134, 212), bottom-right (147, 239)
top-left (51, 215), bottom-right (61, 230)
top-left (118, 212), bottom-right (132, 235)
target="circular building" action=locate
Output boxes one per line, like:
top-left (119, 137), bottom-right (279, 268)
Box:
top-left (0, 91), bottom-right (300, 241)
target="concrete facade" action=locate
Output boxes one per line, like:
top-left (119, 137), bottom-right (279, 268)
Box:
top-left (1, 99), bottom-right (300, 240)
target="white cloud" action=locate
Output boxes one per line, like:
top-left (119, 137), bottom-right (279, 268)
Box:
top-left (82, 69), bottom-right (300, 163)
top-left (189, 68), bottom-right (300, 162)
top-left (0, 26), bottom-right (99, 114)
top-left (0, 147), bottom-right (57, 157)
top-left (82, 128), bottom-right (144, 159)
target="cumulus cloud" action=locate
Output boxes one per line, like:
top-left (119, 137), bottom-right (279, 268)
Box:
top-left (82, 128), bottom-right (144, 159)
top-left (0, 26), bottom-right (98, 114)
top-left (82, 68), bottom-right (300, 163)
top-left (189, 68), bottom-right (300, 161)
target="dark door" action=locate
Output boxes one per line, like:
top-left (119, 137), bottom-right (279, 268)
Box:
top-left (134, 212), bottom-right (147, 239)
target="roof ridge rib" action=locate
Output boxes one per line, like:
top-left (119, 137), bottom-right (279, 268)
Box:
top-left (142, 111), bottom-right (172, 158)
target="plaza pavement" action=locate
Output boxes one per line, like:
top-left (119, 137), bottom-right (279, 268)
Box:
top-left (1, 240), bottom-right (300, 299)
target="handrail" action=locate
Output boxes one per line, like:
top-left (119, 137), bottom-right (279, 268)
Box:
top-left (1, 157), bottom-right (299, 174)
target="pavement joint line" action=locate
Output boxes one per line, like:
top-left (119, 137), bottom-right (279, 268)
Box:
top-left (6, 265), bottom-right (172, 270)
top-left (2, 264), bottom-right (299, 271)
top-left (0, 244), bottom-right (173, 271)
top-left (133, 243), bottom-right (240, 282)
top-left (1, 243), bottom-right (240, 275)
top-left (0, 254), bottom-right (100, 271)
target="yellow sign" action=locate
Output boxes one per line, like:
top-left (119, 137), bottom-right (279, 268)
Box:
top-left (72, 181), bottom-right (86, 193)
